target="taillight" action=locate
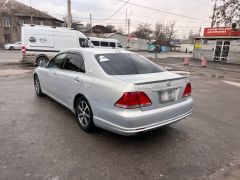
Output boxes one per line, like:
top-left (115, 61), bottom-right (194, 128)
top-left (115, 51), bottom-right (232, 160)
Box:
top-left (21, 45), bottom-right (26, 56)
top-left (183, 83), bottom-right (191, 97)
top-left (115, 91), bottom-right (152, 109)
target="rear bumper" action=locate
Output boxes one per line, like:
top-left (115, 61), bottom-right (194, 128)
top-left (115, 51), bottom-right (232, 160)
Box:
top-left (94, 97), bottom-right (193, 136)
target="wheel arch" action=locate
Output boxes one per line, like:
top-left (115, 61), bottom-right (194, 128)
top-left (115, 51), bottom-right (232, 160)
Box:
top-left (36, 54), bottom-right (49, 62)
top-left (73, 94), bottom-right (89, 112)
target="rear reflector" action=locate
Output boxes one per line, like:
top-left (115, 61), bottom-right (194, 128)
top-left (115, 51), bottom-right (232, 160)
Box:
top-left (115, 91), bottom-right (152, 109)
top-left (183, 83), bottom-right (192, 97)
top-left (21, 45), bottom-right (26, 56)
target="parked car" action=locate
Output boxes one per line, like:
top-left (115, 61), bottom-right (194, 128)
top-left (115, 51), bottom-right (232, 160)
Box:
top-left (4, 42), bottom-right (21, 50)
top-left (21, 24), bottom-right (93, 66)
top-left (34, 48), bottom-right (193, 136)
top-left (88, 37), bottom-right (123, 49)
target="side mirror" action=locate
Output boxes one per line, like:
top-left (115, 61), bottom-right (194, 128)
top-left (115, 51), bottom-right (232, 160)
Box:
top-left (40, 60), bottom-right (48, 67)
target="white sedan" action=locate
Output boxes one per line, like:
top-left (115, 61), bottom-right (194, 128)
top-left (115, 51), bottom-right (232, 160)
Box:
top-left (4, 42), bottom-right (21, 50)
top-left (34, 48), bottom-right (193, 135)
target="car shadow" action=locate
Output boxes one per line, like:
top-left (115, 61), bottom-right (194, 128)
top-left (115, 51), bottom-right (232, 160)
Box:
top-left (37, 94), bottom-right (190, 149)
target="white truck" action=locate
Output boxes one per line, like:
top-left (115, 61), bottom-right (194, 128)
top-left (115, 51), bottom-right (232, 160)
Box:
top-left (21, 24), bottom-right (92, 65)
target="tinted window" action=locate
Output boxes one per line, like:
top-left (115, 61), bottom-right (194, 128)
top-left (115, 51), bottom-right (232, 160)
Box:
top-left (117, 43), bottom-right (122, 48)
top-left (109, 42), bottom-right (116, 48)
top-left (96, 53), bottom-right (163, 75)
top-left (48, 53), bottom-right (66, 69)
top-left (92, 41), bottom-right (100, 46)
top-left (63, 53), bottom-right (85, 73)
top-left (101, 41), bottom-right (109, 47)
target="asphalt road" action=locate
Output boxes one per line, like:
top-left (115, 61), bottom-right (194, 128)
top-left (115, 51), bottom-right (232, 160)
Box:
top-left (0, 50), bottom-right (22, 64)
top-left (0, 51), bottom-right (240, 180)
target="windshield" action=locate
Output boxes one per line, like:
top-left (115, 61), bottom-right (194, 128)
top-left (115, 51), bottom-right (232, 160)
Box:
top-left (79, 38), bottom-right (94, 48)
top-left (95, 53), bottom-right (164, 75)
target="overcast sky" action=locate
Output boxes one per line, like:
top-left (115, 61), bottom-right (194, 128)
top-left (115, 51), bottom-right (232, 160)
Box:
top-left (17, 0), bottom-right (214, 38)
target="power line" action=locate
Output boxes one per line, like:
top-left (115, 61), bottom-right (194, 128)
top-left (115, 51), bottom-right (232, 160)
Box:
top-left (189, 0), bottom-right (212, 6)
top-left (104, 0), bottom-right (130, 20)
top-left (116, 0), bottom-right (208, 21)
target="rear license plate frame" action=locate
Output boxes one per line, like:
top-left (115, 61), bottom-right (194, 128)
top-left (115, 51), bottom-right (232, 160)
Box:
top-left (159, 89), bottom-right (177, 103)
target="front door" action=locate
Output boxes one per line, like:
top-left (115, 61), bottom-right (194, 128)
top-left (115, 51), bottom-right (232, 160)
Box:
top-left (214, 40), bottom-right (230, 62)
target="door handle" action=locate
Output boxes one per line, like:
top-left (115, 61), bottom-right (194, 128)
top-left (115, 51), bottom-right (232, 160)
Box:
top-left (52, 72), bottom-right (57, 76)
top-left (74, 77), bottom-right (80, 82)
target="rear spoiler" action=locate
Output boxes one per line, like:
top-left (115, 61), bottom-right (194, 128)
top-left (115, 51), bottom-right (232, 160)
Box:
top-left (134, 76), bottom-right (188, 85)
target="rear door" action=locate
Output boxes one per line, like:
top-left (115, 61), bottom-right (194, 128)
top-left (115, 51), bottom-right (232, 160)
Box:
top-left (56, 52), bottom-right (86, 107)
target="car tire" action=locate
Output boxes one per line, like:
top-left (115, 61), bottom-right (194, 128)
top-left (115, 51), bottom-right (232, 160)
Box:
top-left (34, 75), bottom-right (44, 97)
top-left (36, 56), bottom-right (49, 67)
top-left (75, 97), bottom-right (95, 132)
top-left (10, 46), bottom-right (14, 50)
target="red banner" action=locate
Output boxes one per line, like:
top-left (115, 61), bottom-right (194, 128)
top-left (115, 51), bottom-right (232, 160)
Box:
top-left (204, 27), bottom-right (240, 37)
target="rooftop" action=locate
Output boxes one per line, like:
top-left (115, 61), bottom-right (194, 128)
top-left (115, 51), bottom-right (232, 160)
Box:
top-left (0, 0), bottom-right (63, 22)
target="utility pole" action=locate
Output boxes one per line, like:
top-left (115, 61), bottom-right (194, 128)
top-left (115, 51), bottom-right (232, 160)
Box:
top-left (211, 0), bottom-right (217, 27)
top-left (67, 0), bottom-right (72, 28)
top-left (128, 19), bottom-right (130, 35)
top-left (199, 26), bottom-right (202, 37)
top-left (30, 0), bottom-right (33, 24)
top-left (90, 13), bottom-right (93, 36)
top-left (127, 11), bottom-right (133, 34)
top-left (125, 8), bottom-right (128, 33)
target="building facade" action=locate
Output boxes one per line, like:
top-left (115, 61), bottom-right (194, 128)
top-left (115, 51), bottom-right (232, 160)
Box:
top-left (194, 27), bottom-right (240, 64)
top-left (0, 0), bottom-right (63, 48)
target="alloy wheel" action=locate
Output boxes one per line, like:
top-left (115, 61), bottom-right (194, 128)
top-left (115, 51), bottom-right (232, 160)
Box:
top-left (34, 77), bottom-right (40, 94)
top-left (77, 101), bottom-right (91, 127)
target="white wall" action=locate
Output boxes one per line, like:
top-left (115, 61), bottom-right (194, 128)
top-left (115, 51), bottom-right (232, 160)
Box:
top-left (180, 44), bottom-right (194, 53)
top-left (110, 34), bottom-right (149, 51)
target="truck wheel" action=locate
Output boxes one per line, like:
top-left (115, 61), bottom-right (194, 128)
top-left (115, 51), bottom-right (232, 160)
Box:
top-left (36, 57), bottom-right (48, 67)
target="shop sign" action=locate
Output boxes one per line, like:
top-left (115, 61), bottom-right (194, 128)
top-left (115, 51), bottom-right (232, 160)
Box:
top-left (204, 27), bottom-right (240, 37)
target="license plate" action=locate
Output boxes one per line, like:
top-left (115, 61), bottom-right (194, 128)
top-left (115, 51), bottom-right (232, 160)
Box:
top-left (159, 89), bottom-right (176, 103)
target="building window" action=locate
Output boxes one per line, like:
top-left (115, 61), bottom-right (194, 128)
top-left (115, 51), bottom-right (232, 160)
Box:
top-left (0, 20), bottom-right (12, 27)
top-left (4, 34), bottom-right (11, 43)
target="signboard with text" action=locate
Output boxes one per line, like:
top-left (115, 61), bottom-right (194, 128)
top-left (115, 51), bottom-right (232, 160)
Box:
top-left (204, 27), bottom-right (240, 37)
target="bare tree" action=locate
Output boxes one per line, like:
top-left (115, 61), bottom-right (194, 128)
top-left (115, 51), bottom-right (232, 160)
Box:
top-left (214, 0), bottom-right (240, 26)
top-left (106, 25), bottom-right (117, 33)
top-left (188, 30), bottom-right (199, 43)
top-left (154, 22), bottom-right (176, 45)
top-left (116, 27), bottom-right (124, 34)
top-left (133, 23), bottom-right (152, 39)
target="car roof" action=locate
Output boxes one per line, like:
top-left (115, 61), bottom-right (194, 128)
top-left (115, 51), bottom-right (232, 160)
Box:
top-left (64, 48), bottom-right (134, 55)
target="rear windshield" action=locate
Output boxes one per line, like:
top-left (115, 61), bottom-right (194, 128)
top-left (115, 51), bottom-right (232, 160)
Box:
top-left (95, 53), bottom-right (164, 75)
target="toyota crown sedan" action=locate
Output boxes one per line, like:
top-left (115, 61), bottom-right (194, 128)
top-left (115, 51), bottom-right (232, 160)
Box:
top-left (34, 48), bottom-right (193, 135)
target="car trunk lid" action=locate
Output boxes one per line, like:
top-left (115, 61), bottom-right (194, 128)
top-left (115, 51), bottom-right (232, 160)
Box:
top-left (114, 72), bottom-right (189, 111)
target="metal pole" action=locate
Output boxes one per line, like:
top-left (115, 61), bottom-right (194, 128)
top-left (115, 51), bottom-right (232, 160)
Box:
top-left (90, 13), bottom-right (93, 36)
top-left (128, 19), bottom-right (130, 35)
top-left (30, 0), bottom-right (33, 24)
top-left (67, 0), bottom-right (72, 28)
top-left (125, 8), bottom-right (127, 33)
top-left (199, 26), bottom-right (202, 37)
